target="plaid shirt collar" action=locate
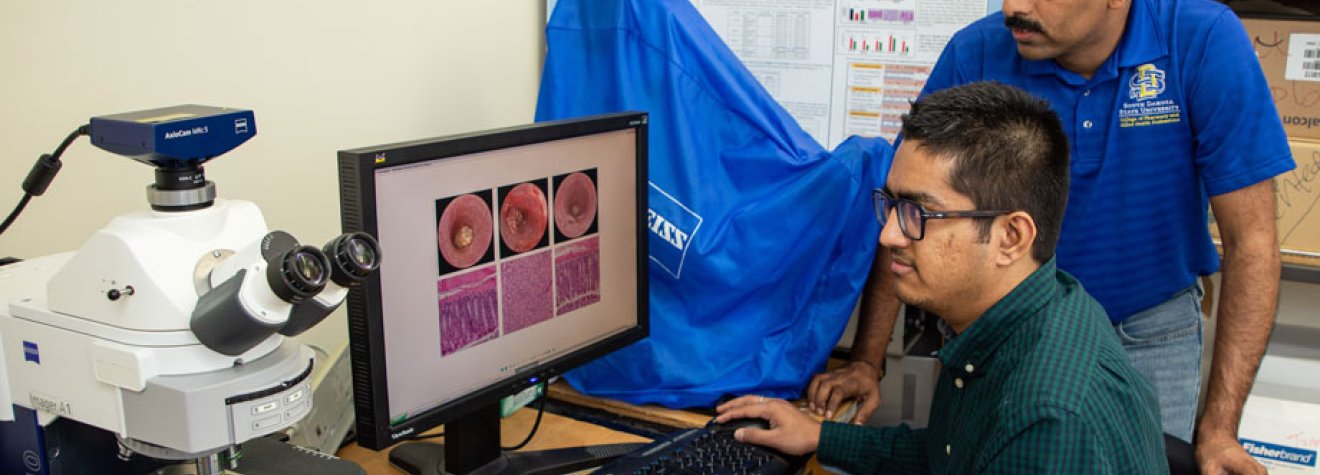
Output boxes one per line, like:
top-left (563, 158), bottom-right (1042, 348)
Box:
top-left (937, 257), bottom-right (1060, 379)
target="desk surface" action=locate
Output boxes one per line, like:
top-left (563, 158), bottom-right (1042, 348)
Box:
top-left (336, 408), bottom-right (650, 474)
top-left (546, 381), bottom-right (715, 430)
top-left (336, 381), bottom-right (845, 475)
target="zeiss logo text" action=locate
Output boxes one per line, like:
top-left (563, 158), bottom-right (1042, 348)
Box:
top-left (1242, 439), bottom-right (1316, 466)
top-left (647, 182), bottom-right (702, 279)
top-left (649, 210), bottom-right (689, 250)
top-left (22, 341), bottom-right (39, 364)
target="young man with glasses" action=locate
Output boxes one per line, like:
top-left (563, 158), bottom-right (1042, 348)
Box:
top-left (718, 82), bottom-right (1167, 474)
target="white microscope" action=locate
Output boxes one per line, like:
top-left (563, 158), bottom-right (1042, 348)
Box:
top-left (0, 105), bottom-right (377, 474)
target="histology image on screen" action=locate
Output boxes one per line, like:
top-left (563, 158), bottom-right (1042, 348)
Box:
top-left (436, 266), bottom-right (498, 356)
top-left (553, 169), bottom-right (599, 242)
top-left (435, 190), bottom-right (495, 276)
top-left (501, 249), bottom-right (554, 335)
top-left (497, 179), bottom-right (549, 257)
top-left (556, 236), bottom-right (601, 315)
top-left (433, 171), bottom-right (604, 354)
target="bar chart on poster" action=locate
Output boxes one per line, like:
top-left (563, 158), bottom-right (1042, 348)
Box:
top-left (690, 0), bottom-right (1001, 149)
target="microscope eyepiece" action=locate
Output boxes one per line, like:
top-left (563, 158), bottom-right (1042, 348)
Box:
top-left (267, 245), bottom-right (330, 303)
top-left (323, 232), bottom-right (381, 287)
top-left (275, 233), bottom-right (381, 338)
top-left (347, 236), bottom-right (378, 269)
top-left (193, 231), bottom-right (334, 355)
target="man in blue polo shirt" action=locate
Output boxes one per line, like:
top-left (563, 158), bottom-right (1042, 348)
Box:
top-left (808, 0), bottom-right (1295, 473)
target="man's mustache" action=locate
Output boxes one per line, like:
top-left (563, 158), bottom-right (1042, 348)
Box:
top-left (888, 248), bottom-right (915, 268)
top-left (1004, 14), bottom-right (1044, 34)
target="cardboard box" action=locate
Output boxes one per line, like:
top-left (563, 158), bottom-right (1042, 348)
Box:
top-left (1238, 324), bottom-right (1320, 474)
top-left (1210, 139), bottom-right (1320, 257)
top-left (1240, 17), bottom-right (1320, 141)
top-left (1274, 139), bottom-right (1320, 255)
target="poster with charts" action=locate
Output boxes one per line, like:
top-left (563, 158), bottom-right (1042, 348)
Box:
top-left (689, 0), bottom-right (998, 148)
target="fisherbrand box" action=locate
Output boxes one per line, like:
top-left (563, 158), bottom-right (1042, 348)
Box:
top-left (1239, 395), bottom-right (1320, 475)
top-left (1238, 328), bottom-right (1320, 475)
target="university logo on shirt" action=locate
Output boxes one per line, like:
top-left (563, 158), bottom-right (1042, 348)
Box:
top-left (1128, 64), bottom-right (1166, 101)
top-left (1119, 63), bottom-right (1181, 128)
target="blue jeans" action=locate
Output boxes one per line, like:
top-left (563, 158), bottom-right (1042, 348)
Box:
top-left (1113, 284), bottom-right (1204, 442)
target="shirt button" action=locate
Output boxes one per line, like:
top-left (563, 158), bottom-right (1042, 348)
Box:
top-left (946, 444), bottom-right (952, 455)
top-left (1082, 120), bottom-right (1094, 129)
top-left (955, 378), bottom-right (964, 389)
top-left (964, 363), bottom-right (974, 373)
top-left (1084, 89), bottom-right (1092, 96)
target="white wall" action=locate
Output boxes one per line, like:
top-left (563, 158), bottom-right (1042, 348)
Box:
top-left (0, 1), bottom-right (545, 350)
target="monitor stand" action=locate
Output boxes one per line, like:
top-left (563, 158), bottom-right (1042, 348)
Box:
top-left (388, 403), bottom-right (642, 475)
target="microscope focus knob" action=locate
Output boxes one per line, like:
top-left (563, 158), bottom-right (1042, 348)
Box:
top-left (106, 285), bottom-right (135, 301)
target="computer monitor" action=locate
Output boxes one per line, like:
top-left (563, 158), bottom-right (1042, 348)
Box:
top-left (336, 112), bottom-right (649, 474)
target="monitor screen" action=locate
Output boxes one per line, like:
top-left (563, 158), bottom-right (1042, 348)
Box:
top-left (337, 112), bottom-right (649, 468)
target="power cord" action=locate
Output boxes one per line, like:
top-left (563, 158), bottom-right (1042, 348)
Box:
top-left (500, 392), bottom-right (546, 451)
top-left (405, 392), bottom-right (548, 448)
top-left (0, 125), bottom-right (90, 237)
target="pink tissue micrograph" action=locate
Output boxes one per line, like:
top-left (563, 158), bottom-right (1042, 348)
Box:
top-left (555, 236), bottom-right (601, 315)
top-left (500, 250), bottom-right (554, 335)
top-left (437, 194), bottom-right (493, 269)
top-left (500, 182), bottom-right (547, 253)
top-left (554, 172), bottom-right (598, 239)
top-left (437, 267), bottom-right (499, 356)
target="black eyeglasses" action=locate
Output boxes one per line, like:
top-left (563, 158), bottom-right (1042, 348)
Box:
top-left (873, 189), bottom-right (1012, 241)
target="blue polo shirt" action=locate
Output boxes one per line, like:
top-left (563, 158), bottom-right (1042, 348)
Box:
top-left (922, 0), bottom-right (1295, 322)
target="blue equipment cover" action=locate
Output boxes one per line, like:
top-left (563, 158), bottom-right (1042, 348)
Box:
top-left (537, 0), bottom-right (893, 408)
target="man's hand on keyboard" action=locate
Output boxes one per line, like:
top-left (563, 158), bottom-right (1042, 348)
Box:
top-left (715, 395), bottom-right (821, 456)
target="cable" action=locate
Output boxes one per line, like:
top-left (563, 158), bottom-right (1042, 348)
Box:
top-left (501, 392), bottom-right (546, 451)
top-left (406, 388), bottom-right (548, 446)
top-left (0, 194), bottom-right (34, 237)
top-left (0, 125), bottom-right (89, 238)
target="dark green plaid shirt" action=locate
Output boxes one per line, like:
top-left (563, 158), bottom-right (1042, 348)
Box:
top-left (818, 258), bottom-right (1168, 474)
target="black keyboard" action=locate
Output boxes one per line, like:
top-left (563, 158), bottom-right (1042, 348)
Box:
top-left (588, 423), bottom-right (794, 475)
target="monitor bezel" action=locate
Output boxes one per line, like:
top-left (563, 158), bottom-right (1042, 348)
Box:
top-left (337, 112), bottom-right (649, 450)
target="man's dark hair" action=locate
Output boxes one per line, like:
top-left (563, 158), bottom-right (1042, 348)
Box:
top-left (901, 81), bottom-right (1069, 263)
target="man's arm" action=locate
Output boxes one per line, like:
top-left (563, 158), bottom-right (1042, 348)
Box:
top-left (806, 249), bottom-right (902, 423)
top-left (801, 6), bottom-right (968, 424)
top-left (1197, 179), bottom-right (1278, 475)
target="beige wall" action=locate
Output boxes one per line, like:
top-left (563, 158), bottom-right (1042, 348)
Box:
top-left (0, 1), bottom-right (545, 349)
